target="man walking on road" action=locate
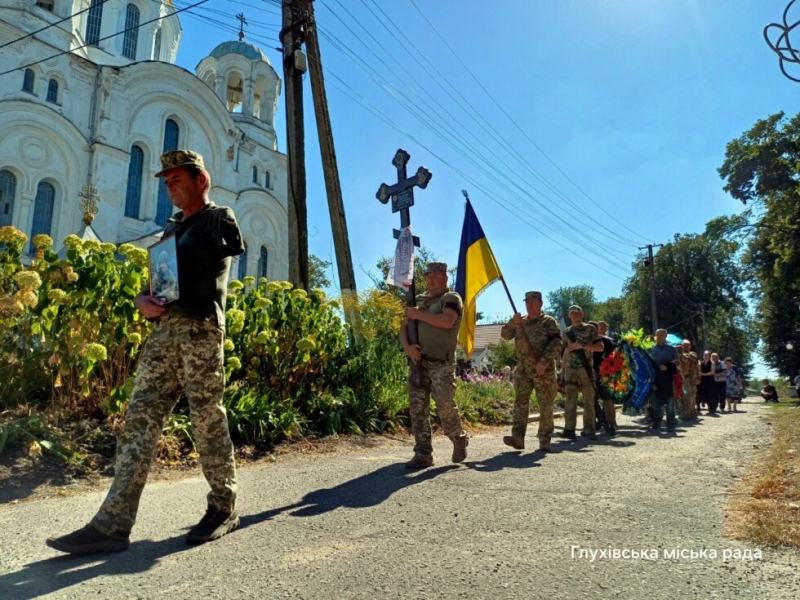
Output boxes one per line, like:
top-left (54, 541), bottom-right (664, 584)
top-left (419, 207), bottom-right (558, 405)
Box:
top-left (401, 262), bottom-right (469, 468)
top-left (678, 339), bottom-right (700, 421)
top-left (591, 320), bottom-right (618, 435)
top-left (500, 291), bottom-right (562, 452)
top-left (47, 150), bottom-right (244, 555)
top-left (648, 329), bottom-right (681, 431)
top-left (560, 306), bottom-right (604, 439)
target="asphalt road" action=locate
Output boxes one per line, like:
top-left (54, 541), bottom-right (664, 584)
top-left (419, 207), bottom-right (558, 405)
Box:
top-left (1, 400), bottom-right (798, 600)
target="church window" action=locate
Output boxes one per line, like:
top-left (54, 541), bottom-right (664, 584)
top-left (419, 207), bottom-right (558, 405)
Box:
top-left (125, 145), bottom-right (144, 218)
top-left (0, 170), bottom-right (17, 228)
top-left (122, 4), bottom-right (140, 60)
top-left (30, 182), bottom-right (55, 253)
top-left (153, 28), bottom-right (162, 60)
top-left (264, 171), bottom-right (271, 189)
top-left (22, 69), bottom-right (35, 93)
top-left (238, 244), bottom-right (248, 280)
top-left (86, 0), bottom-right (104, 47)
top-left (46, 79), bottom-right (59, 103)
top-left (258, 246), bottom-right (268, 279)
top-left (155, 119), bottom-right (179, 226)
top-left (252, 166), bottom-right (259, 185)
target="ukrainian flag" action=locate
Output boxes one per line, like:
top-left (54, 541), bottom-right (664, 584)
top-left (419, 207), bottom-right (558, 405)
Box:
top-left (455, 198), bottom-right (503, 359)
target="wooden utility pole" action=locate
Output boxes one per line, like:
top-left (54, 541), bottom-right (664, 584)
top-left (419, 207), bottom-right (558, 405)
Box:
top-left (639, 243), bottom-right (663, 331)
top-left (302, 0), bottom-right (358, 305)
top-left (281, 0), bottom-right (309, 290)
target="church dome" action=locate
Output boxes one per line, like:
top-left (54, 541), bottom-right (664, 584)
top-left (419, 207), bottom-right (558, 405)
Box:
top-left (209, 41), bottom-right (270, 64)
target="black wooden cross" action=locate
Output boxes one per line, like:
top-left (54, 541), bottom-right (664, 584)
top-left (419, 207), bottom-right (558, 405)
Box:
top-left (376, 149), bottom-right (432, 370)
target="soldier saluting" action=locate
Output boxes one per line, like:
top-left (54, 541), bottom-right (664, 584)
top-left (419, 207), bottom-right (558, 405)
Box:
top-left (500, 291), bottom-right (562, 452)
top-left (401, 262), bottom-right (469, 468)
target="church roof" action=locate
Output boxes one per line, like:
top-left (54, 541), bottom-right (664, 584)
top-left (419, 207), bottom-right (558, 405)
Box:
top-left (209, 41), bottom-right (270, 64)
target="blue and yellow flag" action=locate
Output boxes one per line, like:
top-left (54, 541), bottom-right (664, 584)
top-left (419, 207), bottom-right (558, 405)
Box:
top-left (455, 199), bottom-right (503, 358)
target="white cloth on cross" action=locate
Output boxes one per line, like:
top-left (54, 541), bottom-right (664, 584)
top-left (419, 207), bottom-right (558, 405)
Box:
top-left (387, 226), bottom-right (415, 289)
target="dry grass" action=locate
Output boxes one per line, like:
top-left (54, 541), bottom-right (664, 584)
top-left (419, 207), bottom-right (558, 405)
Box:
top-left (726, 404), bottom-right (800, 547)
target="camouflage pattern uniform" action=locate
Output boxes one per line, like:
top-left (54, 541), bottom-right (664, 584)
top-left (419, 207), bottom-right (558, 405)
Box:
top-left (91, 315), bottom-right (236, 536)
top-left (408, 284), bottom-right (467, 459)
top-left (500, 299), bottom-right (561, 447)
top-left (562, 322), bottom-right (601, 435)
top-left (679, 350), bottom-right (699, 421)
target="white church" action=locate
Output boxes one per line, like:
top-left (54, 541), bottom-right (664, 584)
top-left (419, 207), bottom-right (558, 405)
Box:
top-left (0, 0), bottom-right (288, 280)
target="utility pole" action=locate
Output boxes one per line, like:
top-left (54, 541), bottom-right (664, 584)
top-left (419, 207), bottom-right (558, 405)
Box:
top-left (281, 0), bottom-right (309, 290)
top-left (700, 302), bottom-right (708, 353)
top-left (302, 0), bottom-right (358, 310)
top-left (639, 243), bottom-right (663, 331)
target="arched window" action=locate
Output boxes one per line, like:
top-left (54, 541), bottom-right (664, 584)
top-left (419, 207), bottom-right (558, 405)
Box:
top-left (264, 171), bottom-right (271, 189)
top-left (153, 28), bottom-right (162, 60)
top-left (122, 4), bottom-right (140, 60)
top-left (0, 170), bottom-right (17, 227)
top-left (86, 0), bottom-right (104, 47)
top-left (124, 145), bottom-right (144, 218)
top-left (238, 244), bottom-right (248, 280)
top-left (30, 182), bottom-right (55, 252)
top-left (22, 69), bottom-right (35, 93)
top-left (46, 79), bottom-right (58, 103)
top-left (252, 165), bottom-right (259, 185)
top-left (258, 246), bottom-right (268, 279)
top-left (155, 118), bottom-right (179, 226)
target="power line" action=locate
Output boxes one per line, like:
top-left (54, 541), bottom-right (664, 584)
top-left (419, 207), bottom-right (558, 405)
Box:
top-left (406, 0), bottom-right (650, 246)
top-left (0, 0), bottom-right (209, 78)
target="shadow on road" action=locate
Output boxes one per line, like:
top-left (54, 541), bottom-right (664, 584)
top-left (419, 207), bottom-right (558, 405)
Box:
top-left (464, 450), bottom-right (544, 472)
top-left (0, 534), bottom-right (191, 600)
top-left (240, 462), bottom-right (457, 526)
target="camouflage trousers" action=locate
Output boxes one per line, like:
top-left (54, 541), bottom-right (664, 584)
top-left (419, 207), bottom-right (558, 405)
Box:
top-left (563, 365), bottom-right (596, 434)
top-left (680, 381), bottom-right (698, 421)
top-left (511, 367), bottom-right (557, 443)
top-left (91, 315), bottom-right (237, 536)
top-left (408, 357), bottom-right (466, 457)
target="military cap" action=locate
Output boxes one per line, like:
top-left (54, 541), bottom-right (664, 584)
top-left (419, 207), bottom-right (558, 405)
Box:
top-left (523, 291), bottom-right (542, 302)
top-left (568, 304), bottom-right (583, 313)
top-left (154, 150), bottom-right (206, 177)
top-left (424, 262), bottom-right (447, 274)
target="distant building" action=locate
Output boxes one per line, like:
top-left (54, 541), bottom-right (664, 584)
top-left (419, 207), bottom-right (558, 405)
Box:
top-left (462, 323), bottom-right (505, 367)
top-left (0, 0), bottom-right (288, 280)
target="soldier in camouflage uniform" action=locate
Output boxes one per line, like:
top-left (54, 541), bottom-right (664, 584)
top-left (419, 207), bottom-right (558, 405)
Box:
top-left (678, 339), bottom-right (699, 421)
top-left (500, 291), bottom-right (562, 452)
top-left (560, 305), bottom-right (604, 439)
top-left (47, 150), bottom-right (244, 555)
top-left (401, 262), bottom-right (469, 469)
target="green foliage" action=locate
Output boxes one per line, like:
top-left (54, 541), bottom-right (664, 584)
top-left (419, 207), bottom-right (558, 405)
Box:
top-left (718, 111), bottom-right (800, 376)
top-left (453, 379), bottom-right (515, 425)
top-left (546, 285), bottom-right (598, 322)
top-left (486, 339), bottom-right (517, 371)
top-left (309, 254), bottom-right (332, 289)
top-left (594, 296), bottom-right (625, 335)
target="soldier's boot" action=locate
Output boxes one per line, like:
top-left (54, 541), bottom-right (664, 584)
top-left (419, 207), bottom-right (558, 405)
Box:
top-left (405, 453), bottom-right (434, 469)
top-left (187, 507), bottom-right (240, 544)
top-left (451, 436), bottom-right (469, 463)
top-left (538, 436), bottom-right (552, 453)
top-left (46, 524), bottom-right (130, 555)
top-left (559, 429), bottom-right (576, 440)
top-left (502, 435), bottom-right (525, 450)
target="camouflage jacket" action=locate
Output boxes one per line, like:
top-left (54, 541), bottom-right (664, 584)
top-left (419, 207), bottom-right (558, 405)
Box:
top-left (561, 323), bottom-right (600, 372)
top-left (500, 313), bottom-right (561, 370)
top-left (680, 351), bottom-right (700, 382)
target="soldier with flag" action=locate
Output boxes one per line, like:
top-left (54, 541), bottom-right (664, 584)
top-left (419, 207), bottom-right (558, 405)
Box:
top-left (500, 291), bottom-right (562, 452)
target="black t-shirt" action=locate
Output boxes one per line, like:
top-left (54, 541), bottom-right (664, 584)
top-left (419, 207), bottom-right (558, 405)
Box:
top-left (159, 202), bottom-right (244, 332)
top-left (592, 335), bottom-right (615, 371)
top-left (762, 385), bottom-right (778, 400)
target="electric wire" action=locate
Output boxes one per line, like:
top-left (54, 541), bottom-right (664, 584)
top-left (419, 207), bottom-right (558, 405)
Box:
top-left (407, 0), bottom-right (651, 246)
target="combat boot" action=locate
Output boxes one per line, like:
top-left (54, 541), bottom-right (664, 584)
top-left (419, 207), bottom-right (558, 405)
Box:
top-left (405, 453), bottom-right (434, 469)
top-left (451, 436), bottom-right (469, 463)
top-left (538, 437), bottom-right (552, 452)
top-left (559, 429), bottom-right (576, 440)
top-left (46, 524), bottom-right (130, 555)
top-left (502, 435), bottom-right (525, 450)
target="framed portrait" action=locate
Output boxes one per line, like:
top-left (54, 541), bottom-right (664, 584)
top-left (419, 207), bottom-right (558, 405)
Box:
top-left (148, 235), bottom-right (180, 304)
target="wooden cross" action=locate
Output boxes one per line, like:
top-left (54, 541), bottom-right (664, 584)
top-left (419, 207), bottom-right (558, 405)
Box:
top-left (375, 149), bottom-right (432, 358)
top-left (236, 13), bottom-right (248, 41)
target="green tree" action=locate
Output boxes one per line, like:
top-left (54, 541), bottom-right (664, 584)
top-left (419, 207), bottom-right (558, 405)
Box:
top-left (546, 285), bottom-right (597, 323)
top-left (309, 255), bottom-right (332, 289)
top-left (594, 296), bottom-right (625, 336)
top-left (718, 111), bottom-right (800, 376)
top-left (486, 339), bottom-right (517, 371)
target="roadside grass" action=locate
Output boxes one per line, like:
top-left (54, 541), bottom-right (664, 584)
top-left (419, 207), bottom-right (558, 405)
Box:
top-left (726, 402), bottom-right (800, 548)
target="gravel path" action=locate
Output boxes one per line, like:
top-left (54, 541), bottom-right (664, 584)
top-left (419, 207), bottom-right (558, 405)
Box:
top-left (1, 398), bottom-right (798, 599)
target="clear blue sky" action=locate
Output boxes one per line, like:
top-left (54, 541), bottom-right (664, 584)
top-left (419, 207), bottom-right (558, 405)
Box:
top-left (173, 0), bottom-right (798, 373)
